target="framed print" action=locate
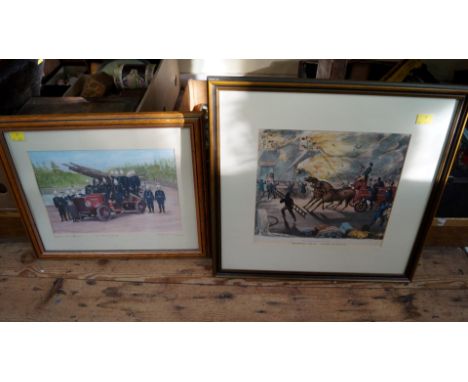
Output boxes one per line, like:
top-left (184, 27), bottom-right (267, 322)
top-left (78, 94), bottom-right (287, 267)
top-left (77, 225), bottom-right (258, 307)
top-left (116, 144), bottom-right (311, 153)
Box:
top-left (208, 77), bottom-right (468, 281)
top-left (0, 112), bottom-right (208, 259)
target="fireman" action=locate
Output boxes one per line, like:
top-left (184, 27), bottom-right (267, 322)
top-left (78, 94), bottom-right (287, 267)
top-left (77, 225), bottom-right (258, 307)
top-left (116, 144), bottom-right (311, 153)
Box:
top-left (363, 162), bottom-right (373, 184)
top-left (53, 191), bottom-right (67, 222)
top-left (128, 170), bottom-right (141, 195)
top-left (154, 184), bottom-right (166, 213)
top-left (143, 185), bottom-right (155, 213)
top-left (112, 178), bottom-right (124, 209)
top-left (118, 169), bottom-right (129, 196)
top-left (280, 191), bottom-right (296, 224)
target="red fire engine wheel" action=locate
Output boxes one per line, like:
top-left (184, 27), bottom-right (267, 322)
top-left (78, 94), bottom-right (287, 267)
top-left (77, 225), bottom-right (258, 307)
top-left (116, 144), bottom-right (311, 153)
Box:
top-left (97, 205), bottom-right (111, 221)
top-left (137, 201), bottom-right (146, 213)
top-left (354, 199), bottom-right (367, 212)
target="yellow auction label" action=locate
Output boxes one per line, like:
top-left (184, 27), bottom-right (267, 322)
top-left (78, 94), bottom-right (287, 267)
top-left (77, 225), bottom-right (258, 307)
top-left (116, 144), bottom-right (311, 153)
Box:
top-left (10, 132), bottom-right (25, 141)
top-left (416, 114), bottom-right (433, 125)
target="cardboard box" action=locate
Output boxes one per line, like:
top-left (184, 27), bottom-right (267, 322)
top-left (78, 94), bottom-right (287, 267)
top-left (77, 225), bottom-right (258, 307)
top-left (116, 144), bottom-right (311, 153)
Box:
top-left (63, 59), bottom-right (181, 112)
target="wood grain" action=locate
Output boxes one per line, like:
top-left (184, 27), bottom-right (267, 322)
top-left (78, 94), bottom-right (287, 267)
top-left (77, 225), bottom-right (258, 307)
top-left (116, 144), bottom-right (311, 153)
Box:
top-left (1, 273), bottom-right (467, 321)
top-left (1, 241), bottom-right (467, 289)
top-left (425, 225), bottom-right (468, 246)
top-left (0, 212), bottom-right (26, 237)
top-left (0, 240), bottom-right (468, 321)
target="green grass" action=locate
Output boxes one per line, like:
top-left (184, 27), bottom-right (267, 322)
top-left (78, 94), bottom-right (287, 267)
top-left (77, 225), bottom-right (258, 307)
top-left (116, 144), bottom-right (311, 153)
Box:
top-left (32, 162), bottom-right (88, 189)
top-left (32, 158), bottom-right (178, 189)
top-left (112, 158), bottom-right (177, 183)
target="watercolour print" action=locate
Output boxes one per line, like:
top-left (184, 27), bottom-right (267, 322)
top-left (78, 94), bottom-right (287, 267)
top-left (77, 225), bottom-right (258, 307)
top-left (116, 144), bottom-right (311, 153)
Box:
top-left (28, 149), bottom-right (182, 235)
top-left (254, 129), bottom-right (411, 244)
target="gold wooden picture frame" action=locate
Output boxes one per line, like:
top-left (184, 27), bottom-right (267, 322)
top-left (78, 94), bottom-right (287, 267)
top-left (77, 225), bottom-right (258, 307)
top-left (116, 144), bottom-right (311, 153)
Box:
top-left (0, 112), bottom-right (208, 259)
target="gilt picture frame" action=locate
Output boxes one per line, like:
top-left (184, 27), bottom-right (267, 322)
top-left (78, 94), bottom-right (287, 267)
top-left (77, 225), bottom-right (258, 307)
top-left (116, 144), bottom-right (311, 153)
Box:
top-left (208, 77), bottom-right (468, 281)
top-left (0, 112), bottom-right (208, 259)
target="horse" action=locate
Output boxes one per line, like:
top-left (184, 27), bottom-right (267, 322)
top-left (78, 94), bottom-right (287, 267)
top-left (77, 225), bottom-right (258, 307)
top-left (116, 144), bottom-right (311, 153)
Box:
top-left (303, 176), bottom-right (356, 212)
top-left (311, 187), bottom-right (356, 212)
top-left (303, 176), bottom-right (335, 210)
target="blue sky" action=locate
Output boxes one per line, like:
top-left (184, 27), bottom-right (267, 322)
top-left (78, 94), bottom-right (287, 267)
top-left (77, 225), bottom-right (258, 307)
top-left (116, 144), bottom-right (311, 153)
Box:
top-left (28, 149), bottom-right (175, 171)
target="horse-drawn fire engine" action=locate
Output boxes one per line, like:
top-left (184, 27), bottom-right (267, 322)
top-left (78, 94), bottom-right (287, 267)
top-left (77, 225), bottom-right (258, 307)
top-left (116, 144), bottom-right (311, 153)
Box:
top-left (352, 178), bottom-right (395, 212)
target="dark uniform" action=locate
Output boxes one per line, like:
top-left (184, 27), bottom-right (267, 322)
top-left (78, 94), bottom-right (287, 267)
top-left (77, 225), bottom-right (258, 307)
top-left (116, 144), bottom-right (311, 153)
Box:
top-left (64, 195), bottom-right (74, 221)
top-left (155, 188), bottom-right (166, 213)
top-left (129, 175), bottom-right (141, 195)
top-left (300, 182), bottom-right (307, 194)
top-left (370, 184), bottom-right (379, 210)
top-left (363, 163), bottom-right (373, 184)
top-left (110, 175), bottom-right (118, 191)
top-left (370, 201), bottom-right (391, 227)
top-left (143, 189), bottom-right (155, 213)
top-left (113, 189), bottom-right (124, 209)
top-left (104, 182), bottom-right (112, 202)
top-left (53, 195), bottom-right (68, 222)
top-left (280, 192), bottom-right (296, 223)
top-left (257, 179), bottom-right (265, 197)
top-left (267, 182), bottom-right (276, 200)
top-left (118, 175), bottom-right (129, 196)
top-left (385, 187), bottom-right (393, 202)
top-left (66, 197), bottom-right (79, 222)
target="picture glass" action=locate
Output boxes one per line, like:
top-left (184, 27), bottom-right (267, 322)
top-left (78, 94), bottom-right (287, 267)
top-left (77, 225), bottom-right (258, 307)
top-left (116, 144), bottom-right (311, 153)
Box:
top-left (216, 89), bottom-right (460, 275)
top-left (5, 127), bottom-right (199, 252)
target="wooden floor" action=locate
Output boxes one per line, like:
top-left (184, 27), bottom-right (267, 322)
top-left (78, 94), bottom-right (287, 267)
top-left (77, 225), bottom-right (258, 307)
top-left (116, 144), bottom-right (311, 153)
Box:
top-left (0, 239), bottom-right (468, 321)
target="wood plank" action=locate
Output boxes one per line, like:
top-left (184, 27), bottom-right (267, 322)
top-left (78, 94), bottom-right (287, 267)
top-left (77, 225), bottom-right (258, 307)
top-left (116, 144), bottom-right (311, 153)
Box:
top-left (425, 225), bottom-right (468, 246)
top-left (433, 217), bottom-right (468, 227)
top-left (0, 212), bottom-right (26, 237)
top-left (1, 241), bottom-right (467, 290)
top-left (1, 275), bottom-right (467, 321)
